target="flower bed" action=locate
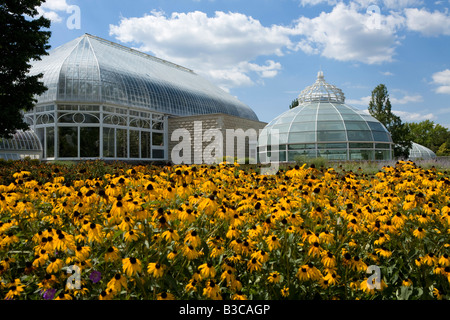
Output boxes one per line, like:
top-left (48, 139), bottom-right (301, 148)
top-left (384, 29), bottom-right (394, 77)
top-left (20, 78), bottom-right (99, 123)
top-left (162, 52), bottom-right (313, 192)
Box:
top-left (0, 160), bottom-right (449, 300)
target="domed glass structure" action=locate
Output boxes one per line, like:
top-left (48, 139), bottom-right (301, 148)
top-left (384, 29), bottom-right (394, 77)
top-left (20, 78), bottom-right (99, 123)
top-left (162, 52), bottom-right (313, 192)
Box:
top-left (408, 142), bottom-right (436, 160)
top-left (0, 130), bottom-right (43, 160)
top-left (259, 72), bottom-right (394, 162)
top-left (25, 34), bottom-right (259, 161)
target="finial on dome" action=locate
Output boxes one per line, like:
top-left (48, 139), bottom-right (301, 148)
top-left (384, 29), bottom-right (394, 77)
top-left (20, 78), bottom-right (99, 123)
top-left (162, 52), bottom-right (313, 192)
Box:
top-left (317, 70), bottom-right (324, 80)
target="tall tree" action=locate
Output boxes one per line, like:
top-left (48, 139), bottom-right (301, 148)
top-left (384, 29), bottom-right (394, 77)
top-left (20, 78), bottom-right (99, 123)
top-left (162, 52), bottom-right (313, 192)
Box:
top-left (0, 0), bottom-right (51, 138)
top-left (289, 98), bottom-right (299, 109)
top-left (406, 120), bottom-right (450, 153)
top-left (368, 84), bottom-right (412, 159)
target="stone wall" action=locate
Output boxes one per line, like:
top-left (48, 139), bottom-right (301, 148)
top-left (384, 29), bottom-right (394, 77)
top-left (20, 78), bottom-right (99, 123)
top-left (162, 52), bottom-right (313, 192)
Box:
top-left (168, 113), bottom-right (267, 164)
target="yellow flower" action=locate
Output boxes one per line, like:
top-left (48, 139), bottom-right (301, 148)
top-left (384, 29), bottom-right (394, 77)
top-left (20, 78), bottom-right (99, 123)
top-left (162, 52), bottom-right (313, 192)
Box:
top-left (46, 257), bottom-right (63, 274)
top-left (4, 279), bottom-right (25, 300)
top-left (268, 271), bottom-right (281, 284)
top-left (147, 262), bottom-right (166, 278)
top-left (265, 234), bottom-right (281, 251)
top-left (107, 273), bottom-right (128, 293)
top-left (122, 257), bottom-right (142, 277)
top-left (184, 230), bottom-right (202, 248)
top-left (157, 291), bottom-right (175, 300)
top-left (161, 228), bottom-right (180, 242)
top-left (413, 227), bottom-right (426, 240)
top-left (198, 263), bottom-right (216, 279)
top-left (247, 258), bottom-right (262, 272)
top-left (321, 251), bottom-right (336, 268)
top-left (203, 279), bottom-right (221, 300)
top-left (281, 286), bottom-right (289, 297)
top-left (105, 246), bottom-right (120, 262)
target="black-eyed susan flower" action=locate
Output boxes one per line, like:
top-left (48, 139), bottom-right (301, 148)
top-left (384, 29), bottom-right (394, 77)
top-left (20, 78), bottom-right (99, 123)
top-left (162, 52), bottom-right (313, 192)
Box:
top-left (184, 230), bottom-right (202, 248)
top-left (105, 246), bottom-right (120, 262)
top-left (161, 228), bottom-right (180, 242)
top-left (54, 292), bottom-right (73, 300)
top-left (182, 244), bottom-right (203, 260)
top-left (375, 246), bottom-right (392, 258)
top-left (46, 257), bottom-right (64, 274)
top-left (268, 271), bottom-right (281, 284)
top-left (4, 279), bottom-right (25, 300)
top-left (265, 234), bottom-right (281, 251)
top-left (439, 254), bottom-right (450, 266)
top-left (147, 262), bottom-right (165, 278)
top-left (198, 262), bottom-right (216, 279)
top-left (122, 257), bottom-right (142, 277)
top-left (247, 258), bottom-right (262, 272)
top-left (251, 249), bottom-right (270, 264)
top-left (203, 279), bottom-right (221, 300)
top-left (185, 279), bottom-right (198, 293)
top-left (107, 273), bottom-right (127, 293)
top-left (413, 227), bottom-right (426, 240)
top-left (321, 251), bottom-right (337, 268)
top-left (157, 291), bottom-right (175, 300)
top-left (281, 286), bottom-right (289, 297)
top-left (210, 245), bottom-right (225, 258)
top-left (124, 230), bottom-right (141, 242)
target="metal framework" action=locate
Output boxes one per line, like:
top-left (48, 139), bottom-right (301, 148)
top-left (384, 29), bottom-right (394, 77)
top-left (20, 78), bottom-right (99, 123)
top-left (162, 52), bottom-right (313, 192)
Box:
top-left (259, 72), bottom-right (394, 161)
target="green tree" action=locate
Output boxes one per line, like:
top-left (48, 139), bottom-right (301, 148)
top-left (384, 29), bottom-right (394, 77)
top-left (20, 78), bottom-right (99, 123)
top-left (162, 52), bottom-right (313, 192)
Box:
top-left (0, 0), bottom-right (51, 138)
top-left (436, 142), bottom-right (450, 156)
top-left (289, 98), bottom-right (299, 109)
top-left (368, 84), bottom-right (412, 159)
top-left (406, 120), bottom-right (450, 153)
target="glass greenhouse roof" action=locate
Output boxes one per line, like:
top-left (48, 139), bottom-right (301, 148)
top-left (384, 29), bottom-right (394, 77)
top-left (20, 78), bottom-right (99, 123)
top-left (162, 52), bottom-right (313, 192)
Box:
top-left (0, 130), bottom-right (43, 152)
top-left (409, 142), bottom-right (436, 160)
top-left (259, 72), bottom-right (393, 148)
top-left (29, 34), bottom-right (258, 121)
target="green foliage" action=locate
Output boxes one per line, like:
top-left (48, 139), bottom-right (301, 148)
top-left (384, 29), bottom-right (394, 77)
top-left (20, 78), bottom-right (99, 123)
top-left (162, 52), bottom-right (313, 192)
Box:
top-left (406, 120), bottom-right (450, 155)
top-left (289, 99), bottom-right (299, 109)
top-left (368, 84), bottom-right (412, 159)
top-left (293, 155), bottom-right (328, 168)
top-left (0, 0), bottom-right (51, 138)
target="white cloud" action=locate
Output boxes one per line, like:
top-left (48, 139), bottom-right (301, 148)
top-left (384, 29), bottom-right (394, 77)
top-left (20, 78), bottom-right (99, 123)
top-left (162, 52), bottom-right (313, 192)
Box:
top-left (347, 95), bottom-right (372, 106)
top-left (390, 94), bottom-right (423, 104)
top-left (432, 69), bottom-right (450, 94)
top-left (382, 0), bottom-right (424, 9)
top-left (381, 71), bottom-right (394, 76)
top-left (292, 3), bottom-right (404, 64)
top-left (109, 11), bottom-right (295, 91)
top-left (394, 110), bottom-right (436, 121)
top-left (404, 8), bottom-right (450, 36)
top-left (36, 0), bottom-right (71, 23)
top-left (347, 93), bottom-right (422, 106)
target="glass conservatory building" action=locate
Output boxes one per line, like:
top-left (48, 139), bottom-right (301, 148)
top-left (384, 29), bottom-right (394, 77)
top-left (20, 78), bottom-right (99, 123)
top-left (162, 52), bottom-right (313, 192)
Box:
top-left (0, 130), bottom-right (43, 161)
top-left (259, 72), bottom-right (394, 162)
top-left (25, 34), bottom-right (259, 161)
top-left (408, 142), bottom-right (437, 160)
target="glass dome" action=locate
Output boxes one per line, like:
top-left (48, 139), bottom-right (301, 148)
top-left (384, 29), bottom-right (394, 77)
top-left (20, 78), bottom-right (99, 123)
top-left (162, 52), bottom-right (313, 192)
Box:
top-left (408, 142), bottom-right (436, 160)
top-left (0, 130), bottom-right (43, 160)
top-left (259, 72), bottom-right (394, 161)
top-left (29, 34), bottom-right (258, 121)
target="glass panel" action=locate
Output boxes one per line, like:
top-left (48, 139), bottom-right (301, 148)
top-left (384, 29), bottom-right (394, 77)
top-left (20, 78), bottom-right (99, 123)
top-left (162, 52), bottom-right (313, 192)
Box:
top-left (288, 149), bottom-right (317, 161)
top-left (294, 114), bottom-right (316, 121)
top-left (152, 132), bottom-right (164, 146)
top-left (375, 143), bottom-right (391, 149)
top-left (344, 121), bottom-right (370, 131)
top-left (317, 143), bottom-right (347, 149)
top-left (347, 130), bottom-right (373, 141)
top-left (340, 113), bottom-right (364, 121)
top-left (116, 129), bottom-right (128, 158)
top-left (317, 131), bottom-right (346, 142)
top-left (130, 130), bottom-right (140, 158)
top-left (317, 149), bottom-right (348, 160)
top-left (80, 127), bottom-right (99, 157)
top-left (349, 143), bottom-right (373, 148)
top-left (46, 127), bottom-right (55, 158)
top-left (141, 131), bottom-right (151, 158)
top-left (288, 144), bottom-right (316, 150)
top-left (103, 128), bottom-right (115, 158)
top-left (317, 113), bottom-right (340, 121)
top-left (317, 121), bottom-right (345, 131)
top-left (152, 121), bottom-right (164, 130)
top-left (58, 127), bottom-right (78, 158)
top-left (288, 132), bottom-right (316, 143)
top-left (349, 150), bottom-right (374, 160)
top-left (372, 131), bottom-right (391, 142)
top-left (152, 149), bottom-right (165, 159)
top-left (289, 122), bottom-right (315, 132)
top-left (375, 150), bottom-right (391, 160)
top-left (367, 121), bottom-right (385, 131)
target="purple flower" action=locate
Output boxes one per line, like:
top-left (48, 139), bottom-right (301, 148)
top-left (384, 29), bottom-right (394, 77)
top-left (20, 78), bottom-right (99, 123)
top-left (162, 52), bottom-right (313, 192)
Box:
top-left (89, 270), bottom-right (102, 283)
top-left (42, 288), bottom-right (57, 300)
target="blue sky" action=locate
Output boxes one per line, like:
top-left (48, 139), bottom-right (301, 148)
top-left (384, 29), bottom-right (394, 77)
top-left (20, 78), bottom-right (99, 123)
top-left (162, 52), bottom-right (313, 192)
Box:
top-left (37, 0), bottom-right (450, 127)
